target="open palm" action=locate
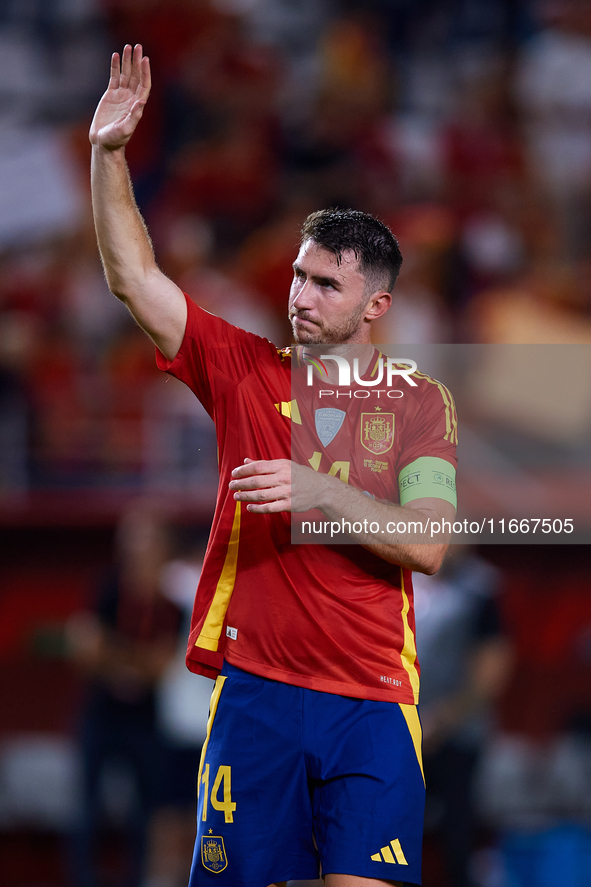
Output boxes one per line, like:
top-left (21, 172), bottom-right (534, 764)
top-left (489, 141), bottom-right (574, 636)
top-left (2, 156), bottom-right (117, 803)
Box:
top-left (89, 44), bottom-right (151, 150)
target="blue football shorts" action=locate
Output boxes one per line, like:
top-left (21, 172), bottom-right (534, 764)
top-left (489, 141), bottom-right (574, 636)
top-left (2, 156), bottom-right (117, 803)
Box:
top-left (189, 662), bottom-right (425, 887)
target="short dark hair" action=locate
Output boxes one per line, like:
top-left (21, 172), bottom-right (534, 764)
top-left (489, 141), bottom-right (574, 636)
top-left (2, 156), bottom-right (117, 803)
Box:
top-left (300, 208), bottom-right (402, 293)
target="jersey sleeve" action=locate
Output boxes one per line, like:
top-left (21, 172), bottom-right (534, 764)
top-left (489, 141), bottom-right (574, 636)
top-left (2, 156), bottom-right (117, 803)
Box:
top-left (396, 376), bottom-right (458, 505)
top-left (155, 292), bottom-right (278, 417)
top-left (399, 377), bottom-right (458, 468)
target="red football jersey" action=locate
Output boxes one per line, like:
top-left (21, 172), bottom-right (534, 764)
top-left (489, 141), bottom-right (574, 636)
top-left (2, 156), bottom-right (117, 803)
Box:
top-left (156, 294), bottom-right (457, 703)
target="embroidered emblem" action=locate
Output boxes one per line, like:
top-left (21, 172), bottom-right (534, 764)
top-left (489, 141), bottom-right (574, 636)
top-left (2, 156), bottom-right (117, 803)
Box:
top-left (361, 413), bottom-right (394, 455)
top-left (315, 408), bottom-right (346, 446)
top-left (201, 836), bottom-right (228, 873)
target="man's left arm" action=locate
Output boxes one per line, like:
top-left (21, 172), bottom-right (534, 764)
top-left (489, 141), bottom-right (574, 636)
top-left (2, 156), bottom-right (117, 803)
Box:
top-left (229, 458), bottom-right (454, 575)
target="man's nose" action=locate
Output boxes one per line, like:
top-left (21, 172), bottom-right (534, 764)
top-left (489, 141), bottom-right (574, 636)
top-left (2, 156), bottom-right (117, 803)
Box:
top-left (292, 279), bottom-right (313, 308)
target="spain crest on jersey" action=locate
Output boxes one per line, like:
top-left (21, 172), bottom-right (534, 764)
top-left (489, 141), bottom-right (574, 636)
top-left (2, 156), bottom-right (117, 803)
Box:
top-left (201, 836), bottom-right (228, 873)
top-left (361, 412), bottom-right (394, 455)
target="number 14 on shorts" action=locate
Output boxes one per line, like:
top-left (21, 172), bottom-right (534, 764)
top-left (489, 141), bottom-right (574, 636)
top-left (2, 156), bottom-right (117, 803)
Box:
top-left (201, 764), bottom-right (237, 823)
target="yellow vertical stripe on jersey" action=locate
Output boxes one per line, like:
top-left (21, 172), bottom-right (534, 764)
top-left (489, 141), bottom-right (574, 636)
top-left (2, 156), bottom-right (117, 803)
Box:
top-left (398, 703), bottom-right (425, 785)
top-left (399, 571), bottom-right (420, 704)
top-left (411, 371), bottom-right (458, 444)
top-left (197, 675), bottom-right (226, 801)
top-left (196, 501), bottom-right (241, 652)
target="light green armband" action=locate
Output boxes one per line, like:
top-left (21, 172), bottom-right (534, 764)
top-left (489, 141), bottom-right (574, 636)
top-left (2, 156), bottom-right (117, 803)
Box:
top-left (398, 457), bottom-right (457, 507)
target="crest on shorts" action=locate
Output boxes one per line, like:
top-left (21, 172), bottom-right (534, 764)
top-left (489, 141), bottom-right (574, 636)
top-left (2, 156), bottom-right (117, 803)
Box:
top-left (315, 408), bottom-right (346, 447)
top-left (361, 412), bottom-right (394, 455)
top-left (201, 836), bottom-right (228, 873)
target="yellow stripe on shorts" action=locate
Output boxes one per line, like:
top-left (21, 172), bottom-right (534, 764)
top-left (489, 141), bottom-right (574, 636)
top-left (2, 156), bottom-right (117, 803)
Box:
top-left (197, 675), bottom-right (226, 800)
top-left (398, 702), bottom-right (424, 786)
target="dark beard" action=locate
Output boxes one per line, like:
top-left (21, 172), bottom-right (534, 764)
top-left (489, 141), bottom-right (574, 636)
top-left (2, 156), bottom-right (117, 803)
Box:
top-left (290, 301), bottom-right (367, 345)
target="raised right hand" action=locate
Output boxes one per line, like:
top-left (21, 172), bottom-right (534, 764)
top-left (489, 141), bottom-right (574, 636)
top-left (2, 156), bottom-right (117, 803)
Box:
top-left (89, 44), bottom-right (151, 151)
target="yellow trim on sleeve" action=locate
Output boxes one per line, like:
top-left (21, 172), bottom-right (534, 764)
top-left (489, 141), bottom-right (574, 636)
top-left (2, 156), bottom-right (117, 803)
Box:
top-left (196, 501), bottom-right (241, 652)
top-left (411, 371), bottom-right (458, 444)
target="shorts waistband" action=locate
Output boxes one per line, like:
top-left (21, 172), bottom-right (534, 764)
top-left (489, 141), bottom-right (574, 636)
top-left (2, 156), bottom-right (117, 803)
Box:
top-left (221, 660), bottom-right (261, 680)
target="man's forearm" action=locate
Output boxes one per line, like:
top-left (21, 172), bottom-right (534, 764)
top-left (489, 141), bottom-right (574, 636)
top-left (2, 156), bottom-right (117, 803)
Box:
top-left (314, 471), bottom-right (452, 574)
top-left (230, 458), bottom-right (454, 573)
top-left (91, 145), bottom-right (157, 300)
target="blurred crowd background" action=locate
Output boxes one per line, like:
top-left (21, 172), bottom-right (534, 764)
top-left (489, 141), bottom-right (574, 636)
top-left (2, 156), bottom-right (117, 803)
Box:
top-left (1, 1), bottom-right (591, 886)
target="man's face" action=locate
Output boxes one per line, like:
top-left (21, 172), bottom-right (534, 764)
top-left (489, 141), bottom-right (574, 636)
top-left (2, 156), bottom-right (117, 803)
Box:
top-left (288, 239), bottom-right (375, 345)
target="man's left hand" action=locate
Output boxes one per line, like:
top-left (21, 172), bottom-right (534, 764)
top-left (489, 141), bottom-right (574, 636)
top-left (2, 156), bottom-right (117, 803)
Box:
top-left (229, 458), bottom-right (323, 513)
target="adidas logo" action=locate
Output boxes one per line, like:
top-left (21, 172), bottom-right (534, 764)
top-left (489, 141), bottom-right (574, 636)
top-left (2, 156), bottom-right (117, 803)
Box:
top-left (274, 400), bottom-right (302, 424)
top-left (371, 838), bottom-right (408, 865)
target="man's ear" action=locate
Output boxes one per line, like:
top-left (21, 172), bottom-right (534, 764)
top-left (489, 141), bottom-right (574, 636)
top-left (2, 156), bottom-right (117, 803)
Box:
top-left (365, 291), bottom-right (392, 322)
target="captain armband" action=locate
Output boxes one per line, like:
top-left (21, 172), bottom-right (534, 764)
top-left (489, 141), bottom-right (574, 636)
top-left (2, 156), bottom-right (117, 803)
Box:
top-left (398, 457), bottom-right (457, 508)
